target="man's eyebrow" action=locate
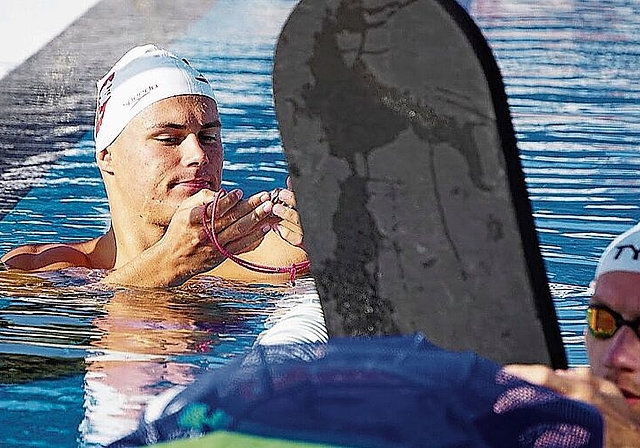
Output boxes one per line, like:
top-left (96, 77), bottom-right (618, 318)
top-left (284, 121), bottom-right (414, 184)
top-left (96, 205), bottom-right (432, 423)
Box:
top-left (146, 120), bottom-right (222, 130)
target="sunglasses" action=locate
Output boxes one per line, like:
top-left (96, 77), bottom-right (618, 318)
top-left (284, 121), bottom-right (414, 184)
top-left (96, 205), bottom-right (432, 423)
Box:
top-left (587, 304), bottom-right (640, 340)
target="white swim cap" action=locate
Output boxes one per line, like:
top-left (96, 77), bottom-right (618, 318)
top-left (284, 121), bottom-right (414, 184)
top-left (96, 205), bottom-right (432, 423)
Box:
top-left (595, 222), bottom-right (640, 278)
top-left (94, 44), bottom-right (216, 152)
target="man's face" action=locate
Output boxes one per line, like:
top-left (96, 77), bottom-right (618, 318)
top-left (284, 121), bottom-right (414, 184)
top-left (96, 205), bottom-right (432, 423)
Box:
top-left (104, 95), bottom-right (223, 226)
top-left (587, 271), bottom-right (640, 419)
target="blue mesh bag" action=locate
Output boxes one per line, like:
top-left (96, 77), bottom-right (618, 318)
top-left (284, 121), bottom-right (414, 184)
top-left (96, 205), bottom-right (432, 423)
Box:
top-left (110, 334), bottom-right (602, 447)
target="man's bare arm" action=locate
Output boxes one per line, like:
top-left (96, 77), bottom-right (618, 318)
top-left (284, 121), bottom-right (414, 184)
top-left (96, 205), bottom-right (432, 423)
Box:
top-left (1, 241), bottom-right (97, 271)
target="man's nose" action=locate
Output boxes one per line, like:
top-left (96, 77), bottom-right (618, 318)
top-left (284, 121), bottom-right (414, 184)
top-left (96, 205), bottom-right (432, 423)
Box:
top-left (180, 134), bottom-right (209, 166)
top-left (602, 326), bottom-right (640, 372)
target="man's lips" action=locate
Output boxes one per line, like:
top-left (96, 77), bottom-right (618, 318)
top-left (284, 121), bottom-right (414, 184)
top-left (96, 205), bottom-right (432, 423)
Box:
top-left (615, 381), bottom-right (640, 405)
top-left (170, 179), bottom-right (214, 190)
top-left (622, 389), bottom-right (640, 404)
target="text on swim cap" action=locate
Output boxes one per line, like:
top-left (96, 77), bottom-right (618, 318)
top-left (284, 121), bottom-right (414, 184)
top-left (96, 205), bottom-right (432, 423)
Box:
top-left (123, 84), bottom-right (159, 109)
top-left (614, 244), bottom-right (640, 260)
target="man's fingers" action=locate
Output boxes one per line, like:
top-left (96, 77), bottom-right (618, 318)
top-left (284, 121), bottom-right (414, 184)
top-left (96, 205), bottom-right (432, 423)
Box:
top-left (272, 223), bottom-right (303, 247)
top-left (273, 218), bottom-right (302, 235)
top-left (223, 230), bottom-right (266, 256)
top-left (187, 189), bottom-right (243, 226)
top-left (504, 364), bottom-right (628, 407)
top-left (271, 203), bottom-right (300, 226)
top-left (276, 188), bottom-right (297, 209)
top-left (503, 364), bottom-right (586, 399)
top-left (207, 189), bottom-right (244, 219)
top-left (503, 364), bottom-right (558, 389)
top-left (212, 191), bottom-right (270, 231)
top-left (216, 200), bottom-right (272, 244)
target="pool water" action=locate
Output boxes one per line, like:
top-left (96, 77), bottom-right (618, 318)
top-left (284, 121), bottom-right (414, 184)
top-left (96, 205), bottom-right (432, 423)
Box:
top-left (470, 0), bottom-right (640, 363)
top-left (0, 0), bottom-right (638, 446)
top-left (0, 270), bottom-right (319, 446)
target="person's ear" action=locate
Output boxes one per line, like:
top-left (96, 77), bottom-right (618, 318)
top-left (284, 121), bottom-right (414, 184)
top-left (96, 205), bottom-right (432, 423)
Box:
top-left (96, 147), bottom-right (114, 175)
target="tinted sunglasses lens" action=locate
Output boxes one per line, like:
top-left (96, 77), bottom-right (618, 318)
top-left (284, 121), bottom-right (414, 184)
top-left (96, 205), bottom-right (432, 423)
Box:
top-left (587, 307), bottom-right (617, 339)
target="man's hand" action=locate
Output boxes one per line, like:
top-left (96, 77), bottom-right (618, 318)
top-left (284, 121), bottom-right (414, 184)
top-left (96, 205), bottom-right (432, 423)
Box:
top-left (104, 188), bottom-right (273, 287)
top-left (269, 177), bottom-right (304, 247)
top-left (505, 364), bottom-right (640, 447)
top-left (162, 188), bottom-right (276, 279)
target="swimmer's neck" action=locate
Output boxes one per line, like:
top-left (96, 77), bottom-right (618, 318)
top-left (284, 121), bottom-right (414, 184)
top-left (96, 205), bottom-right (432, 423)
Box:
top-left (107, 217), bottom-right (167, 269)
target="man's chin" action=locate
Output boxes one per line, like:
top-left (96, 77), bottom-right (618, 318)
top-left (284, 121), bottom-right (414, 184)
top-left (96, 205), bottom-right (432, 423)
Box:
top-left (142, 202), bottom-right (181, 227)
top-left (625, 396), bottom-right (640, 424)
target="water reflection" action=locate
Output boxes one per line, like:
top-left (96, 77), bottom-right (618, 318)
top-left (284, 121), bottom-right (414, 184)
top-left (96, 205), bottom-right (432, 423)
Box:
top-left (80, 287), bottom-right (212, 445)
top-left (0, 267), bottom-right (319, 444)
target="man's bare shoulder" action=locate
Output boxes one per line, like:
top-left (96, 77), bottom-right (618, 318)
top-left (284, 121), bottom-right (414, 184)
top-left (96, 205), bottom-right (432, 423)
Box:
top-left (1, 234), bottom-right (113, 272)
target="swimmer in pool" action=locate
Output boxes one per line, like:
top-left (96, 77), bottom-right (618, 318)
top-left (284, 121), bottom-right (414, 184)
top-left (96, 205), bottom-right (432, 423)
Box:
top-left (507, 223), bottom-right (640, 446)
top-left (0, 44), bottom-right (307, 287)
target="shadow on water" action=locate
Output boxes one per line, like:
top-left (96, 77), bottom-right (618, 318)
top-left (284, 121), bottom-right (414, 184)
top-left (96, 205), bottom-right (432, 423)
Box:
top-left (0, 355), bottom-right (85, 384)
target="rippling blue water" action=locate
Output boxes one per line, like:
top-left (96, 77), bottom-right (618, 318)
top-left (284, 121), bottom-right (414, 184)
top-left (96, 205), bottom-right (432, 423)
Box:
top-left (469, 0), bottom-right (640, 364)
top-left (0, 0), bottom-right (638, 446)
